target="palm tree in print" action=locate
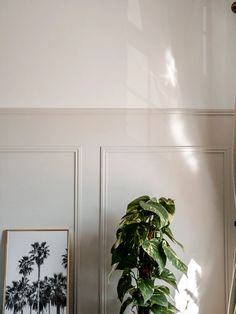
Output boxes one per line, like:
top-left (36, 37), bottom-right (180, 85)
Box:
top-left (31, 280), bottom-right (49, 314)
top-left (5, 278), bottom-right (29, 314)
top-left (18, 256), bottom-right (34, 278)
top-left (27, 284), bottom-right (37, 314)
top-left (50, 273), bottom-right (67, 314)
top-left (62, 249), bottom-right (68, 269)
top-left (29, 242), bottom-right (50, 314)
top-left (42, 276), bottom-right (52, 314)
top-left (5, 281), bottom-right (18, 313)
top-left (27, 283), bottom-right (37, 314)
top-left (16, 277), bottom-right (30, 314)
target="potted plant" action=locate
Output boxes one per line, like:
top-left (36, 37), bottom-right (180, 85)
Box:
top-left (110, 195), bottom-right (188, 314)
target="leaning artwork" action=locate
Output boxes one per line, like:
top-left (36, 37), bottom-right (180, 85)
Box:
top-left (3, 229), bottom-right (69, 314)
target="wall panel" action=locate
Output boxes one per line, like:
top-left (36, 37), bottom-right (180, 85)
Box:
top-left (0, 109), bottom-right (233, 314)
top-left (100, 147), bottom-right (229, 314)
top-left (0, 148), bottom-right (80, 313)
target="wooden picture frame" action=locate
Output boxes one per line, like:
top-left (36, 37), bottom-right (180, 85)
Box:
top-left (2, 229), bottom-right (69, 314)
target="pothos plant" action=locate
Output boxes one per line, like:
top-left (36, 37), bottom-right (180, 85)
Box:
top-left (110, 195), bottom-right (188, 314)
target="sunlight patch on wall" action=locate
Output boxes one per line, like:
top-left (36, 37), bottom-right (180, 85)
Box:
top-left (184, 152), bottom-right (199, 172)
top-left (165, 49), bottom-right (178, 87)
top-left (175, 259), bottom-right (201, 314)
top-left (126, 45), bottom-right (183, 107)
top-left (170, 115), bottom-right (199, 172)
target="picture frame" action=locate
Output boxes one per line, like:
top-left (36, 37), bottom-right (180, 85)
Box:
top-left (2, 229), bottom-right (69, 314)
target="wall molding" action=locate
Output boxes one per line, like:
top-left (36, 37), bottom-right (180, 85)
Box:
top-left (100, 145), bottom-right (231, 314)
top-left (0, 146), bottom-right (81, 314)
top-left (0, 108), bottom-right (233, 116)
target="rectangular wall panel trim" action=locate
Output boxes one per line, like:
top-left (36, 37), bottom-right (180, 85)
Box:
top-left (100, 146), bottom-right (230, 314)
top-left (0, 146), bottom-right (82, 314)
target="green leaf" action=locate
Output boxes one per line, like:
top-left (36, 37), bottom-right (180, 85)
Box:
top-left (111, 243), bottom-right (126, 265)
top-left (155, 285), bottom-right (170, 296)
top-left (119, 212), bottom-right (142, 227)
top-left (126, 204), bottom-right (139, 213)
top-left (151, 304), bottom-right (170, 314)
top-left (111, 243), bottom-right (137, 269)
top-left (142, 239), bottom-right (166, 272)
top-left (119, 223), bottom-right (149, 248)
top-left (108, 262), bottom-right (118, 280)
top-left (135, 224), bottom-right (149, 246)
top-left (150, 290), bottom-right (168, 307)
top-left (117, 271), bottom-right (132, 302)
top-left (120, 297), bottom-right (132, 314)
top-left (151, 197), bottom-right (157, 202)
top-left (116, 256), bottom-right (137, 270)
top-left (127, 195), bottom-right (150, 210)
top-left (111, 230), bottom-right (123, 252)
top-left (151, 302), bottom-right (178, 314)
top-left (159, 197), bottom-right (175, 215)
top-left (137, 278), bottom-right (154, 303)
top-left (129, 288), bottom-right (146, 306)
top-left (167, 302), bottom-right (179, 313)
top-left (163, 227), bottom-right (184, 249)
top-left (139, 201), bottom-right (169, 228)
top-left (162, 241), bottom-right (188, 275)
top-left (158, 268), bottom-right (178, 290)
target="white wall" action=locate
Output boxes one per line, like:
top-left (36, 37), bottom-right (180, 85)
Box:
top-left (0, 0), bottom-right (235, 108)
top-left (0, 1), bottom-right (236, 313)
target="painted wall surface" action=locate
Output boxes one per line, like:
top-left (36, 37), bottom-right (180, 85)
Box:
top-left (0, 109), bottom-right (234, 314)
top-left (0, 0), bottom-right (235, 108)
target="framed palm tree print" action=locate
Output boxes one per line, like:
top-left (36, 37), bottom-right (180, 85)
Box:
top-left (3, 229), bottom-right (69, 314)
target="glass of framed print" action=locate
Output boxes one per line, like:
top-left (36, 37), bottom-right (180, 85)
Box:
top-left (3, 229), bottom-right (69, 314)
